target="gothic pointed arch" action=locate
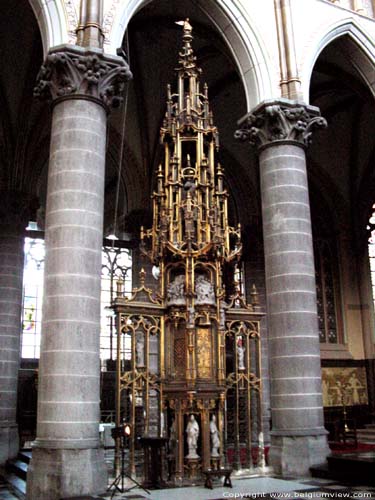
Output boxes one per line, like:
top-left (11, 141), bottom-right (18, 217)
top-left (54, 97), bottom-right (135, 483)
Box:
top-left (28, 0), bottom-right (72, 55)
top-left (302, 18), bottom-right (375, 103)
top-left (108, 0), bottom-right (273, 108)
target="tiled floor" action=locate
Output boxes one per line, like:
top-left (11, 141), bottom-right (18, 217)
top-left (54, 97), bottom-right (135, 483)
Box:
top-left (2, 470), bottom-right (375, 500)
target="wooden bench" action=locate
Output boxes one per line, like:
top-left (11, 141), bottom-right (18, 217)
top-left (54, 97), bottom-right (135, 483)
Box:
top-left (203, 467), bottom-right (233, 489)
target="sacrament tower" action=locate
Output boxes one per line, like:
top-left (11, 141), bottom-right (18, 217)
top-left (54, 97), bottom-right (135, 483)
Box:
top-left (113, 19), bottom-right (264, 484)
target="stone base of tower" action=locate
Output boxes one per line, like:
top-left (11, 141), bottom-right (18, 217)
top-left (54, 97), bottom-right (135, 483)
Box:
top-left (26, 447), bottom-right (107, 500)
top-left (269, 431), bottom-right (329, 477)
top-left (0, 424), bottom-right (19, 465)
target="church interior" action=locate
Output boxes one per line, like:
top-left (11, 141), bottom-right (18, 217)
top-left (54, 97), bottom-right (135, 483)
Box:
top-left (1, 0), bottom-right (375, 499)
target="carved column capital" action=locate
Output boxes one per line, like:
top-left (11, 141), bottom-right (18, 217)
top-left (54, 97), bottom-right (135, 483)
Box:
top-left (0, 191), bottom-right (38, 230)
top-left (34, 45), bottom-right (132, 110)
top-left (235, 99), bottom-right (327, 150)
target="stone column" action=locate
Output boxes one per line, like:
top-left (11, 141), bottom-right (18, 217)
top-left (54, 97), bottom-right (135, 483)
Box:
top-left (235, 99), bottom-right (330, 476)
top-left (0, 193), bottom-right (32, 464)
top-left (26, 46), bottom-right (131, 500)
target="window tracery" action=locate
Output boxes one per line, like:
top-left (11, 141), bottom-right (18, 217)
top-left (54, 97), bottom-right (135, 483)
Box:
top-left (21, 226), bottom-right (132, 361)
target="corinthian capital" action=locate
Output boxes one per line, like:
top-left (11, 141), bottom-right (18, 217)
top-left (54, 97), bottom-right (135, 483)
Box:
top-left (235, 99), bottom-right (327, 149)
top-left (34, 46), bottom-right (132, 109)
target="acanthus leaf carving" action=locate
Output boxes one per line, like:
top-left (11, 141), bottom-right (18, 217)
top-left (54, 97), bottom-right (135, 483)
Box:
top-left (34, 46), bottom-right (132, 109)
top-left (235, 100), bottom-right (327, 149)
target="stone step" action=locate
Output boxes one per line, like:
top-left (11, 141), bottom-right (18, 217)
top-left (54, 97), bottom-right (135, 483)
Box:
top-left (326, 452), bottom-right (375, 485)
top-left (4, 472), bottom-right (26, 498)
top-left (18, 450), bottom-right (31, 465)
top-left (310, 462), bottom-right (335, 480)
top-left (7, 459), bottom-right (28, 481)
top-left (358, 429), bottom-right (375, 436)
top-left (357, 428), bottom-right (375, 443)
top-left (312, 452), bottom-right (375, 485)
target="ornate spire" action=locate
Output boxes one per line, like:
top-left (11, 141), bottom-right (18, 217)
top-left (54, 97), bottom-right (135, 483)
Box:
top-left (141, 19), bottom-right (240, 264)
top-left (111, 21), bottom-right (263, 481)
top-left (175, 19), bottom-right (200, 77)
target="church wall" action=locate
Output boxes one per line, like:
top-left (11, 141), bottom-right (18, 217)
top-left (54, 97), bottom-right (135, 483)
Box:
top-left (2, 0), bottom-right (375, 489)
top-left (337, 236), bottom-right (366, 359)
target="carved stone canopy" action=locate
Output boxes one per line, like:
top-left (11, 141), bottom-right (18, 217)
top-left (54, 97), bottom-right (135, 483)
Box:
top-left (34, 45), bottom-right (132, 110)
top-left (235, 99), bottom-right (327, 150)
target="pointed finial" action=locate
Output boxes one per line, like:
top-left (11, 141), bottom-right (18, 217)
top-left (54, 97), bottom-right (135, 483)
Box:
top-left (175, 18), bottom-right (192, 34)
top-left (139, 268), bottom-right (146, 286)
top-left (175, 18), bottom-right (198, 73)
top-left (116, 279), bottom-right (124, 296)
top-left (250, 283), bottom-right (259, 307)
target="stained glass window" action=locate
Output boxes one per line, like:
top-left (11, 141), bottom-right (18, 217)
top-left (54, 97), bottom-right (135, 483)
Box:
top-left (314, 240), bottom-right (341, 343)
top-left (22, 227), bottom-right (45, 359)
top-left (21, 229), bottom-right (132, 361)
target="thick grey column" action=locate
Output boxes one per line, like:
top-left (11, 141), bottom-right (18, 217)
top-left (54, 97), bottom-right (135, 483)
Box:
top-left (0, 194), bottom-right (31, 464)
top-left (236, 99), bottom-right (330, 476)
top-left (26, 46), bottom-right (131, 500)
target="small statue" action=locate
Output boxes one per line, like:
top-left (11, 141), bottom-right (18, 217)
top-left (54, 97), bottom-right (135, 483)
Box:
top-left (237, 338), bottom-right (245, 370)
top-left (169, 418), bottom-right (176, 454)
top-left (219, 300), bottom-right (227, 329)
top-left (210, 415), bottom-right (220, 457)
top-left (195, 275), bottom-right (215, 305)
top-left (258, 431), bottom-right (266, 468)
top-left (167, 274), bottom-right (186, 305)
top-left (186, 414), bottom-right (199, 459)
top-left (136, 335), bottom-right (144, 367)
top-left (187, 306), bottom-right (195, 328)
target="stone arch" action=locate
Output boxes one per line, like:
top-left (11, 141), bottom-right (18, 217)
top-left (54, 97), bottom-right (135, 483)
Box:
top-left (28, 0), bottom-right (71, 56)
top-left (107, 0), bottom-right (274, 109)
top-left (301, 18), bottom-right (375, 103)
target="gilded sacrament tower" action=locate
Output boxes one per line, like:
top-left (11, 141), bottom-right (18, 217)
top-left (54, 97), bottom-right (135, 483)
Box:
top-left (113, 19), bottom-right (264, 483)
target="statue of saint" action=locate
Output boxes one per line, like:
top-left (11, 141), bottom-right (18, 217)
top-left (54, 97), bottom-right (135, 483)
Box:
top-left (169, 418), bottom-right (176, 454)
top-left (186, 414), bottom-right (199, 459)
top-left (219, 300), bottom-right (227, 329)
top-left (210, 415), bottom-right (220, 457)
top-left (167, 275), bottom-right (186, 305)
top-left (237, 338), bottom-right (245, 370)
top-left (347, 372), bottom-right (363, 405)
top-left (195, 275), bottom-right (215, 305)
top-left (136, 334), bottom-right (144, 367)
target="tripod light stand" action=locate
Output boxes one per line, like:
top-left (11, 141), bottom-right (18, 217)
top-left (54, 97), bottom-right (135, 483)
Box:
top-left (108, 423), bottom-right (150, 499)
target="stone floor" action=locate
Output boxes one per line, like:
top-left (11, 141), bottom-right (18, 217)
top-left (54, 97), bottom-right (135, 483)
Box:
top-left (2, 475), bottom-right (374, 500)
top-left (2, 447), bottom-right (375, 500)
top-left (105, 476), bottom-right (375, 500)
